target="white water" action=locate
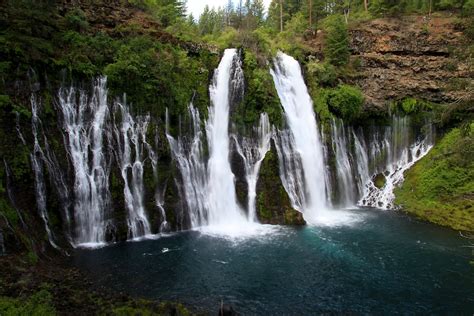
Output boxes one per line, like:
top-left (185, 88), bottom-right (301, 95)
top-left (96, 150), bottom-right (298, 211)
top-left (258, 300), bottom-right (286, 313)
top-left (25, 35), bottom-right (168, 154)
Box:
top-left (204, 49), bottom-right (248, 230)
top-left (167, 104), bottom-right (208, 228)
top-left (271, 52), bottom-right (329, 223)
top-left (30, 95), bottom-right (60, 249)
top-left (232, 113), bottom-right (272, 222)
top-left (330, 118), bottom-right (357, 207)
top-left (58, 77), bottom-right (110, 247)
top-left (358, 116), bottom-right (434, 209)
top-left (115, 101), bottom-right (152, 239)
top-left (273, 128), bottom-right (306, 211)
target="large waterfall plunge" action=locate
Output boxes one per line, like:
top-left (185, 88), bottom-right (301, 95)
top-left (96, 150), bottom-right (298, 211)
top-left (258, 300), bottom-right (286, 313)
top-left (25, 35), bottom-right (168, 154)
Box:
top-left (168, 49), bottom-right (261, 234)
top-left (271, 52), bottom-right (329, 223)
top-left (205, 49), bottom-right (248, 228)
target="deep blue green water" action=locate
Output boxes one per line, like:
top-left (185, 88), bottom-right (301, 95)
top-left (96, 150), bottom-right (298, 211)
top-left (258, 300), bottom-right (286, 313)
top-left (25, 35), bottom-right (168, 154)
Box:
top-left (74, 209), bottom-right (474, 314)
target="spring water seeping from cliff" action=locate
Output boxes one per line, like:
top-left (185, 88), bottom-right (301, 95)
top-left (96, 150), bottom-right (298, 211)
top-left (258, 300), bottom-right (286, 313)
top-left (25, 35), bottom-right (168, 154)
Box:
top-left (59, 78), bottom-right (111, 247)
top-left (326, 115), bottom-right (434, 209)
top-left (115, 101), bottom-right (152, 239)
top-left (232, 113), bottom-right (272, 222)
top-left (271, 52), bottom-right (330, 223)
top-left (356, 116), bottom-right (434, 209)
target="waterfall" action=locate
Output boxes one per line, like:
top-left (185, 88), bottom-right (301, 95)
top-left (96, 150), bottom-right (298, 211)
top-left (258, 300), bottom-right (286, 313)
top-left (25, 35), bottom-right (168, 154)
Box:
top-left (205, 48), bottom-right (247, 228)
top-left (330, 118), bottom-right (357, 207)
top-left (30, 95), bottom-right (60, 249)
top-left (232, 113), bottom-right (272, 222)
top-left (358, 116), bottom-right (434, 209)
top-left (167, 104), bottom-right (208, 227)
top-left (58, 77), bottom-right (110, 246)
top-left (115, 101), bottom-right (152, 239)
top-left (145, 128), bottom-right (169, 233)
top-left (353, 131), bottom-right (370, 201)
top-left (273, 128), bottom-right (306, 211)
top-left (167, 49), bottom-right (253, 232)
top-left (271, 52), bottom-right (328, 222)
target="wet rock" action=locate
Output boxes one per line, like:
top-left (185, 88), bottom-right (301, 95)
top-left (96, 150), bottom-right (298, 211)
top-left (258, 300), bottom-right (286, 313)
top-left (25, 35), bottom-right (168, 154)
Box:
top-left (218, 303), bottom-right (237, 316)
top-left (0, 229), bottom-right (5, 255)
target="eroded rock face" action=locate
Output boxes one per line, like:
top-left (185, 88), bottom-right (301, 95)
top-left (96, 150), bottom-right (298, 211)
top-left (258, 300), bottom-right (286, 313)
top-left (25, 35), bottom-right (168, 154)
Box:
top-left (255, 142), bottom-right (306, 226)
top-left (349, 16), bottom-right (471, 111)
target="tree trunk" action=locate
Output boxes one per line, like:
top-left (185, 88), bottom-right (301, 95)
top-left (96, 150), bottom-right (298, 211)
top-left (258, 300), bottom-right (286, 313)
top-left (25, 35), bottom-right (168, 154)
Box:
top-left (309, 0), bottom-right (312, 28)
top-left (364, 0), bottom-right (368, 12)
top-left (280, 0), bottom-right (283, 32)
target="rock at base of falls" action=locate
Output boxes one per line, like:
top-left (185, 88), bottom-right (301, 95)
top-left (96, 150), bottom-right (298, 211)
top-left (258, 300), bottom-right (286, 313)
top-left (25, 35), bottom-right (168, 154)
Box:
top-left (255, 142), bottom-right (306, 226)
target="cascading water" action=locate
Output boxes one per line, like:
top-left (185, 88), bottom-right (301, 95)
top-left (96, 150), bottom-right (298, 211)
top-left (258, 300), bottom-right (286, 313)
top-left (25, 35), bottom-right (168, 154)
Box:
top-left (330, 118), bottom-right (357, 207)
top-left (144, 127), bottom-right (169, 233)
top-left (353, 131), bottom-right (370, 201)
top-left (168, 49), bottom-right (257, 233)
top-left (167, 104), bottom-right (208, 228)
top-left (273, 128), bottom-right (306, 211)
top-left (271, 52), bottom-right (328, 222)
top-left (232, 113), bottom-right (272, 222)
top-left (205, 48), bottom-right (248, 228)
top-left (358, 116), bottom-right (434, 209)
top-left (115, 101), bottom-right (152, 239)
top-left (58, 77), bottom-right (110, 246)
top-left (30, 95), bottom-right (60, 249)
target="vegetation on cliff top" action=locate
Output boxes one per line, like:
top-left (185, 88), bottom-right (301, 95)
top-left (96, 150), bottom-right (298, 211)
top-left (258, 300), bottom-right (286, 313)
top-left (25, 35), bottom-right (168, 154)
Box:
top-left (395, 123), bottom-right (474, 231)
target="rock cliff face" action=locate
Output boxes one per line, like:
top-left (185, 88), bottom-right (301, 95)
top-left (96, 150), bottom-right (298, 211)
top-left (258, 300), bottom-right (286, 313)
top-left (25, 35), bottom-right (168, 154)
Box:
top-left (350, 16), bottom-right (472, 111)
top-left (310, 15), bottom-right (472, 112)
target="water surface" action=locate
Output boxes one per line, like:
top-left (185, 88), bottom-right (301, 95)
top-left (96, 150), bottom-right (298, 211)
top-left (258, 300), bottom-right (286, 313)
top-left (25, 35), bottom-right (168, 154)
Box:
top-left (74, 209), bottom-right (474, 314)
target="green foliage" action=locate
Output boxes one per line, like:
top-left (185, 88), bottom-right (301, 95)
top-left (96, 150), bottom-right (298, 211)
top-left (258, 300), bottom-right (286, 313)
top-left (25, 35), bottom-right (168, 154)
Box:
top-left (0, 199), bottom-right (19, 226)
top-left (128, 0), bottom-right (186, 27)
top-left (395, 124), bottom-right (474, 231)
top-left (307, 60), bottom-right (337, 86)
top-left (103, 36), bottom-right (212, 117)
top-left (65, 8), bottom-right (89, 32)
top-left (0, 290), bottom-right (56, 316)
top-left (399, 97), bottom-right (433, 114)
top-left (322, 15), bottom-right (350, 67)
top-left (311, 88), bottom-right (332, 123)
top-left (326, 84), bottom-right (364, 121)
top-left (233, 51), bottom-right (283, 128)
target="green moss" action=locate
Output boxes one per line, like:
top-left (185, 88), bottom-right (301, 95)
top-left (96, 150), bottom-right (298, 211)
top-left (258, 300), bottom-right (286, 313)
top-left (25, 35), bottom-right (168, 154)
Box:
top-left (373, 173), bottom-right (386, 189)
top-left (395, 124), bottom-right (474, 231)
top-left (0, 290), bottom-right (56, 316)
top-left (233, 51), bottom-right (283, 128)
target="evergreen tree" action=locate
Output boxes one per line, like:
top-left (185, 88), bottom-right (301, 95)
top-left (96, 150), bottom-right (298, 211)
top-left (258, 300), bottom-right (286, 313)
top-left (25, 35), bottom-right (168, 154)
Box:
top-left (323, 14), bottom-right (350, 66)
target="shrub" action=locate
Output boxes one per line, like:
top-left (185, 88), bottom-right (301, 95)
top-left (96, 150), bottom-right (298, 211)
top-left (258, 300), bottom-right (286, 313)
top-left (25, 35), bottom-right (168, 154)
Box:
top-left (307, 61), bottom-right (337, 86)
top-left (327, 84), bottom-right (364, 121)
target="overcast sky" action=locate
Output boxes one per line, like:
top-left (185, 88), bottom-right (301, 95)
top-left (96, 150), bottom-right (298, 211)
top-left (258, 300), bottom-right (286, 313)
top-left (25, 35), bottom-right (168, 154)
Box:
top-left (186, 0), bottom-right (272, 19)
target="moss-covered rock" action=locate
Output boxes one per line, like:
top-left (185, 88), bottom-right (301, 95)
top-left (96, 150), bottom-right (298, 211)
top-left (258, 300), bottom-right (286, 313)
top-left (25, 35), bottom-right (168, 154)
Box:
top-left (395, 123), bottom-right (474, 231)
top-left (256, 142), bottom-right (306, 225)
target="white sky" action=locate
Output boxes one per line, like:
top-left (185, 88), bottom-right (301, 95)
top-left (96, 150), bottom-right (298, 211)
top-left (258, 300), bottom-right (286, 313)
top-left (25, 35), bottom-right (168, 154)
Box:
top-left (186, 0), bottom-right (272, 19)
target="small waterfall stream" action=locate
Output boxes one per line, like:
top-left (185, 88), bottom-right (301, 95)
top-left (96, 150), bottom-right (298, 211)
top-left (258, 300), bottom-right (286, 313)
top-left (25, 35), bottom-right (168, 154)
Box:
top-left (31, 95), bottom-right (60, 249)
top-left (232, 113), bottom-right (272, 222)
top-left (58, 78), bottom-right (111, 246)
top-left (115, 101), bottom-right (152, 239)
top-left (357, 116), bottom-right (434, 209)
top-left (330, 118), bottom-right (357, 207)
top-left (167, 104), bottom-right (208, 228)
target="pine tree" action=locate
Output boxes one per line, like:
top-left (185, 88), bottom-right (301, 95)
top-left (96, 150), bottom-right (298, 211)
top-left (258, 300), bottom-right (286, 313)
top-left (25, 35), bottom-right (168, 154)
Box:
top-left (324, 14), bottom-right (350, 66)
